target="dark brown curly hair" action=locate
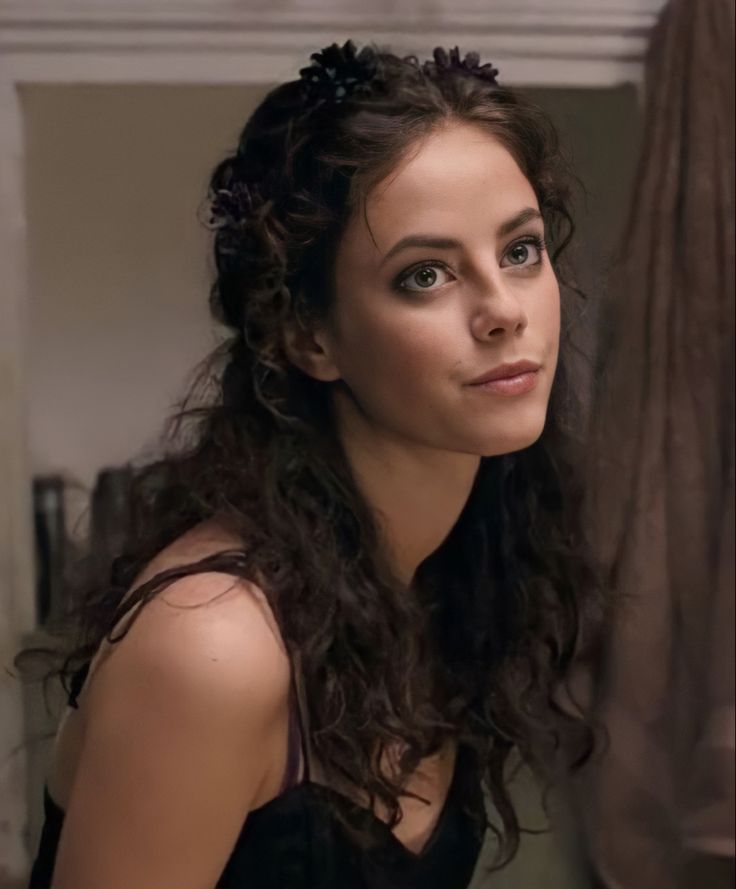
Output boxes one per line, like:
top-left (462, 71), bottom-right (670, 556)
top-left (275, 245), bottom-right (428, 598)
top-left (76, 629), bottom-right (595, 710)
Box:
top-left (15, 40), bottom-right (608, 873)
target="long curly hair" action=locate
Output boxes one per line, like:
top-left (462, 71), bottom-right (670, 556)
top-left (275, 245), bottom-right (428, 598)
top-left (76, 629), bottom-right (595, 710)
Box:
top-left (16, 40), bottom-right (608, 872)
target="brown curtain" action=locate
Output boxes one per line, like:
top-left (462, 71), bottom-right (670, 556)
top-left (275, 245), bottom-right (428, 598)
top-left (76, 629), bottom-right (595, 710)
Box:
top-left (576, 0), bottom-right (735, 887)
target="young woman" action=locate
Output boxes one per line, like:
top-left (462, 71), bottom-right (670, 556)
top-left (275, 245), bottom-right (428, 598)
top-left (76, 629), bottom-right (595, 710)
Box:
top-left (24, 39), bottom-right (604, 889)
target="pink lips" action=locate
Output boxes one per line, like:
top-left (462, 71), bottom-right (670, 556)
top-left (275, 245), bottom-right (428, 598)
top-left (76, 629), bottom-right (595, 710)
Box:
top-left (466, 359), bottom-right (541, 385)
top-left (469, 370), bottom-right (540, 396)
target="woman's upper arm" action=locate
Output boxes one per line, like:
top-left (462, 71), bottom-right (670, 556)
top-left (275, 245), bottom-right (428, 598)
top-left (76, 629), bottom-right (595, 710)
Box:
top-left (52, 572), bottom-right (291, 889)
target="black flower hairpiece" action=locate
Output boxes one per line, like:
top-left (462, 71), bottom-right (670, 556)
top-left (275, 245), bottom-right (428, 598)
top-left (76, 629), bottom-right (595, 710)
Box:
top-left (297, 40), bottom-right (501, 112)
top-left (298, 39), bottom-right (380, 107)
top-left (423, 46), bottom-right (500, 85)
top-left (208, 179), bottom-right (257, 228)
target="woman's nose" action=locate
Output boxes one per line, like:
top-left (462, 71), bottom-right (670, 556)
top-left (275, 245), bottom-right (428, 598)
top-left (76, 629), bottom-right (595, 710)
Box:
top-left (468, 268), bottom-right (529, 340)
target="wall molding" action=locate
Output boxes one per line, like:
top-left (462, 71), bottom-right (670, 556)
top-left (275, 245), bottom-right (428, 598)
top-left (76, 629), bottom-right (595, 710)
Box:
top-left (0, 1), bottom-right (664, 86)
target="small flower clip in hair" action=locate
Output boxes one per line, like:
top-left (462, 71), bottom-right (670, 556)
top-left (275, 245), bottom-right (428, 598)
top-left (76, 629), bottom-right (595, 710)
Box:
top-left (208, 178), bottom-right (260, 229)
top-left (423, 46), bottom-right (500, 85)
top-left (298, 38), bottom-right (380, 107)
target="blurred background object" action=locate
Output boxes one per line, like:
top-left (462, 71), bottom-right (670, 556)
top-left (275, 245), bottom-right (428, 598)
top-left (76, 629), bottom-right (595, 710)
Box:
top-left (31, 465), bottom-right (134, 629)
top-left (31, 475), bottom-right (67, 630)
top-left (87, 465), bottom-right (134, 588)
top-left (577, 0), bottom-right (735, 887)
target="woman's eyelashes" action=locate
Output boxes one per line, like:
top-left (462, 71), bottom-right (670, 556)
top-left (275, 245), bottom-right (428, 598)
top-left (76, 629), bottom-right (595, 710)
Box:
top-left (392, 234), bottom-right (547, 294)
top-left (502, 234), bottom-right (547, 269)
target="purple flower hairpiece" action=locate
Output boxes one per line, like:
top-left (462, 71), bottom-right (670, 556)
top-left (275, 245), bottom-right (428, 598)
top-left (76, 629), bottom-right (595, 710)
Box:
top-left (208, 179), bottom-right (256, 227)
top-left (424, 46), bottom-right (500, 85)
top-left (297, 40), bottom-right (501, 109)
top-left (298, 39), bottom-right (379, 107)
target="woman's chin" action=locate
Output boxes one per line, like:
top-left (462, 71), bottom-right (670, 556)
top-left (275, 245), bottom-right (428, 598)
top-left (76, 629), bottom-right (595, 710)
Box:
top-left (467, 418), bottom-right (547, 457)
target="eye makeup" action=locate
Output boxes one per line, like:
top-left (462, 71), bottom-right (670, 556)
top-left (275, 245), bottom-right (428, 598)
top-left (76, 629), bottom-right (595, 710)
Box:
top-left (391, 233), bottom-right (547, 295)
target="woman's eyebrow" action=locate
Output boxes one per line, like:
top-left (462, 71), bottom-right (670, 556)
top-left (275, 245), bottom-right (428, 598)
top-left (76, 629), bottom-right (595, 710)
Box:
top-left (379, 206), bottom-right (543, 268)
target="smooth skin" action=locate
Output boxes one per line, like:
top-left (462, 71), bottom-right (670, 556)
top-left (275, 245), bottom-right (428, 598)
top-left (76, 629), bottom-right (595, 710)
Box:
top-left (51, 533), bottom-right (294, 889)
top-left (286, 120), bottom-right (560, 586)
top-left (51, 120), bottom-right (560, 887)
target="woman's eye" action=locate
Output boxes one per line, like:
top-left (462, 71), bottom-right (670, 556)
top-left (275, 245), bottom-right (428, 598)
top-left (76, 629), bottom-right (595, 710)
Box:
top-left (395, 262), bottom-right (453, 293)
top-left (394, 236), bottom-right (546, 293)
top-left (501, 236), bottom-right (546, 269)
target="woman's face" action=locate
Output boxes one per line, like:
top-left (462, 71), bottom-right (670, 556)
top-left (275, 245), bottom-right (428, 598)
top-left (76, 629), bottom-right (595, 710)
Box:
top-left (320, 121), bottom-right (560, 458)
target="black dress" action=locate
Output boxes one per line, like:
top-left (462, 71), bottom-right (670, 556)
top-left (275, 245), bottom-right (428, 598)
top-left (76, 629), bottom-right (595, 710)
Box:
top-left (28, 658), bottom-right (485, 889)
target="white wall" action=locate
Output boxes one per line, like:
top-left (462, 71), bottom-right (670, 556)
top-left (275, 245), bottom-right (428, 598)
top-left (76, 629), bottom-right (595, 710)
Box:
top-left (23, 84), bottom-right (269, 494)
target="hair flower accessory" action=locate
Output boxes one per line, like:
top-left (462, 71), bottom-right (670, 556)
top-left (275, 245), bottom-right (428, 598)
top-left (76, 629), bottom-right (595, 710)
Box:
top-left (423, 46), bottom-right (500, 85)
top-left (298, 39), bottom-right (380, 106)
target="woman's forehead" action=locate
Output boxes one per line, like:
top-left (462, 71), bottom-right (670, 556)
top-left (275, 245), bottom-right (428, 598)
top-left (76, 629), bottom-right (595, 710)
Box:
top-left (339, 126), bottom-right (538, 267)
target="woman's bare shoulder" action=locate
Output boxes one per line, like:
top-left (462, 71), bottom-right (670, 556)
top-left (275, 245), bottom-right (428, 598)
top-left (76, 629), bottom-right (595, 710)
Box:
top-left (83, 517), bottom-right (292, 713)
top-left (51, 521), bottom-right (293, 889)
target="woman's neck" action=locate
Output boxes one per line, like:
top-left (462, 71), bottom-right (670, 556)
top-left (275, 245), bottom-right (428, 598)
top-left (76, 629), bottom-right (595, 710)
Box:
top-left (334, 405), bottom-right (481, 587)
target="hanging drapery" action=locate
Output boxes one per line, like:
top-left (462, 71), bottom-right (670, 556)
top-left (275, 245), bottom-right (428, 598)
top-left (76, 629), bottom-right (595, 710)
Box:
top-left (577, 0), bottom-right (735, 887)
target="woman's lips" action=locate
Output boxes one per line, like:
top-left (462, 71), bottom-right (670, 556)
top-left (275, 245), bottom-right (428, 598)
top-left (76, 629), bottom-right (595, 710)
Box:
top-left (467, 369), bottom-right (540, 396)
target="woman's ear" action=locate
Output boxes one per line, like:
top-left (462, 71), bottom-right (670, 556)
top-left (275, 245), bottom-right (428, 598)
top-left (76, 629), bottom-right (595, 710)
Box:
top-left (283, 317), bottom-right (342, 382)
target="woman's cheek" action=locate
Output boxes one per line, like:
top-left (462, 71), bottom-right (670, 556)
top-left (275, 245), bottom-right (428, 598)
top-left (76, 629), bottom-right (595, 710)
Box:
top-left (383, 333), bottom-right (445, 386)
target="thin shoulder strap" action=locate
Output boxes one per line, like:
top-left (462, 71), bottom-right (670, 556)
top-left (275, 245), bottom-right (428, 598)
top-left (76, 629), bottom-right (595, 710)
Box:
top-left (65, 633), bottom-right (313, 787)
top-left (278, 681), bottom-right (303, 792)
top-left (289, 649), bottom-right (311, 784)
